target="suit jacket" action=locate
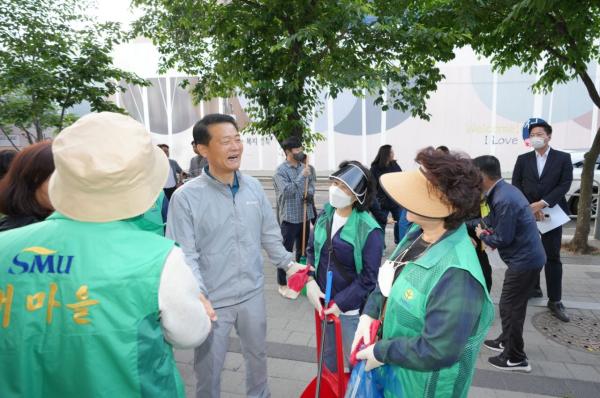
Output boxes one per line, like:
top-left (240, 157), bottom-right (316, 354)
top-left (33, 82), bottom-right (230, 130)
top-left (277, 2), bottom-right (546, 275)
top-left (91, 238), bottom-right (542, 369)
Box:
top-left (511, 147), bottom-right (573, 214)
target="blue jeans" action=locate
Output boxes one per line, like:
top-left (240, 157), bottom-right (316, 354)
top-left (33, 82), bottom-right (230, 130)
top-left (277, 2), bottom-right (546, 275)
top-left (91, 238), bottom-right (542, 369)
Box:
top-left (378, 206), bottom-right (402, 244)
top-left (323, 313), bottom-right (360, 372)
top-left (397, 208), bottom-right (411, 243)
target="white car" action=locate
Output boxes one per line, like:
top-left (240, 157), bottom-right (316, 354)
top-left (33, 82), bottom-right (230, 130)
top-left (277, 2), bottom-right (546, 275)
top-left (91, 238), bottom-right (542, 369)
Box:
top-left (564, 149), bottom-right (600, 219)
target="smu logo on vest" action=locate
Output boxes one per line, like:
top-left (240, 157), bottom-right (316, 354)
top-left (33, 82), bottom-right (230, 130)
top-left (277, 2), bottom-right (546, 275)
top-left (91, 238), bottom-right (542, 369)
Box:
top-left (9, 246), bottom-right (74, 275)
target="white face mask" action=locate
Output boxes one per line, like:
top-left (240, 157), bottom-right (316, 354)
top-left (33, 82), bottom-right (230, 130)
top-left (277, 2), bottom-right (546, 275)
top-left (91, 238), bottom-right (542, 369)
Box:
top-left (530, 136), bottom-right (546, 149)
top-left (378, 260), bottom-right (396, 297)
top-left (329, 185), bottom-right (353, 209)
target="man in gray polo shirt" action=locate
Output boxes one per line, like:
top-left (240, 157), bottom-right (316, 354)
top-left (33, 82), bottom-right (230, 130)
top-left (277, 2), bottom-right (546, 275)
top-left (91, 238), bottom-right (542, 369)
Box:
top-left (166, 113), bottom-right (306, 398)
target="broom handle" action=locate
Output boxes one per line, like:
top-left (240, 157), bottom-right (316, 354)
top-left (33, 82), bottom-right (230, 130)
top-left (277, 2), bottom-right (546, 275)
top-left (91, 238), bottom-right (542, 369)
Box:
top-left (301, 161), bottom-right (310, 257)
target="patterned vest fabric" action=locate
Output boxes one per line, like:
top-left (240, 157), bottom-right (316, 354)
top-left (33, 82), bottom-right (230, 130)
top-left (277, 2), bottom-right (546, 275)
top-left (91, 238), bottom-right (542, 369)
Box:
top-left (128, 191), bottom-right (166, 236)
top-left (313, 203), bottom-right (382, 273)
top-left (380, 224), bottom-right (494, 398)
top-left (0, 213), bottom-right (184, 398)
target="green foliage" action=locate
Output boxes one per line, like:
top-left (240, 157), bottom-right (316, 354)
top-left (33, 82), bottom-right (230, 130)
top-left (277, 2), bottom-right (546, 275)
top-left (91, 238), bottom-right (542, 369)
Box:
top-left (0, 0), bottom-right (147, 143)
top-left (132, 0), bottom-right (465, 148)
top-left (457, 0), bottom-right (600, 252)
top-left (458, 0), bottom-right (600, 102)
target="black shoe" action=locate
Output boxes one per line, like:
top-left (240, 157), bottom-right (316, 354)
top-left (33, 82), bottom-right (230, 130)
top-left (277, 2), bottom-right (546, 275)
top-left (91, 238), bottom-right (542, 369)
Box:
top-left (548, 301), bottom-right (570, 322)
top-left (529, 288), bottom-right (543, 299)
top-left (488, 354), bottom-right (531, 372)
top-left (483, 339), bottom-right (504, 352)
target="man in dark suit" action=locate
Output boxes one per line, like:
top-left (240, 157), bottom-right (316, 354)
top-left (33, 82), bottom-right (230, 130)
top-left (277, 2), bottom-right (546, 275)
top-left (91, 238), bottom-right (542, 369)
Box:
top-left (512, 118), bottom-right (573, 322)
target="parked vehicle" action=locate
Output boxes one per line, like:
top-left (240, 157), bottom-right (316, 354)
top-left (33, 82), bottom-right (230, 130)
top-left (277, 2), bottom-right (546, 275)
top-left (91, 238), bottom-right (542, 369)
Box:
top-left (564, 149), bottom-right (600, 219)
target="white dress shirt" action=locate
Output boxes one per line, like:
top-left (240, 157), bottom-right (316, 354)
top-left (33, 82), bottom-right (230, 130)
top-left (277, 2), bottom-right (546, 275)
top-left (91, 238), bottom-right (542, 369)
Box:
top-left (536, 147), bottom-right (550, 177)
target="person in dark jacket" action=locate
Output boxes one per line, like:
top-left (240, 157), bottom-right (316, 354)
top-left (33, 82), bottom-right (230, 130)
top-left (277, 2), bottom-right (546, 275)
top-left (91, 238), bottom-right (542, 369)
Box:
top-left (370, 145), bottom-right (404, 243)
top-left (0, 149), bottom-right (17, 180)
top-left (158, 143), bottom-right (184, 200)
top-left (0, 141), bottom-right (54, 232)
top-left (512, 118), bottom-right (573, 322)
top-left (305, 161), bottom-right (383, 372)
top-left (473, 155), bottom-right (546, 372)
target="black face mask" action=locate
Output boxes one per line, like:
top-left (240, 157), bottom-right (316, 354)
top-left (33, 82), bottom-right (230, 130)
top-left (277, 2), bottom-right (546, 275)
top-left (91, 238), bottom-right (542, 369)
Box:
top-left (293, 152), bottom-right (307, 162)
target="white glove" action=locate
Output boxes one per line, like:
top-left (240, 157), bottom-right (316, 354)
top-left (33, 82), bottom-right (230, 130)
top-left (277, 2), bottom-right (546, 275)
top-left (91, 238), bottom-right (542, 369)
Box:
top-left (305, 279), bottom-right (324, 313)
top-left (356, 344), bottom-right (384, 371)
top-left (286, 261), bottom-right (309, 278)
top-left (323, 303), bottom-right (341, 318)
top-left (351, 314), bottom-right (375, 353)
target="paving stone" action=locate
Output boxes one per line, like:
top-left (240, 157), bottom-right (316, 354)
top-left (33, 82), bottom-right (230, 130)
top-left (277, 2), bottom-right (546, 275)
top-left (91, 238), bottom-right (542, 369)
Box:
top-left (468, 386), bottom-right (498, 398)
top-left (286, 331), bottom-right (312, 346)
top-left (176, 362), bottom-right (195, 387)
top-left (269, 375), bottom-right (311, 397)
top-left (564, 363), bottom-right (600, 382)
top-left (185, 384), bottom-right (195, 398)
top-left (539, 345), bottom-right (577, 363)
top-left (223, 352), bottom-right (244, 372)
top-left (266, 316), bottom-right (289, 331)
top-left (536, 360), bottom-right (574, 379)
top-left (494, 391), bottom-right (555, 398)
top-left (220, 392), bottom-right (245, 398)
top-left (174, 349), bottom-right (195, 365)
top-left (563, 378), bottom-right (600, 397)
top-left (266, 329), bottom-right (292, 344)
top-left (567, 349), bottom-right (600, 366)
top-left (285, 318), bottom-right (314, 333)
top-left (267, 357), bottom-right (316, 381)
top-left (220, 370), bottom-right (246, 395)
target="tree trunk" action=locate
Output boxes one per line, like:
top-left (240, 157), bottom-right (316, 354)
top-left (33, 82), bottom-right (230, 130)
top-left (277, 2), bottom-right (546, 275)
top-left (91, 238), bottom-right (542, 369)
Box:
top-left (34, 118), bottom-right (44, 142)
top-left (0, 127), bottom-right (20, 151)
top-left (568, 124), bottom-right (600, 253)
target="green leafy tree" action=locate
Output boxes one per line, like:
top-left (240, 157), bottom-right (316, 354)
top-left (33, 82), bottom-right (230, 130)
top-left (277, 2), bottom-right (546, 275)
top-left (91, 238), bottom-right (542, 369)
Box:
top-left (458, 0), bottom-right (600, 253)
top-left (0, 0), bottom-right (146, 146)
top-left (132, 0), bottom-right (465, 148)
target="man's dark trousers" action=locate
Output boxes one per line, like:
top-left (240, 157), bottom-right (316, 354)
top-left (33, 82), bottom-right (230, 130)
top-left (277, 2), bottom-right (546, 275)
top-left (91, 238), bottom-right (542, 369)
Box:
top-left (539, 226), bottom-right (563, 301)
top-left (498, 268), bottom-right (539, 361)
top-left (277, 221), bottom-right (309, 285)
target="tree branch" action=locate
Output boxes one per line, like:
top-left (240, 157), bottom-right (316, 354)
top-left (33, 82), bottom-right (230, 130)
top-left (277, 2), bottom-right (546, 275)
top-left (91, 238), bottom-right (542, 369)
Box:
top-left (21, 126), bottom-right (34, 145)
top-left (58, 88), bottom-right (72, 132)
top-left (0, 126), bottom-right (20, 151)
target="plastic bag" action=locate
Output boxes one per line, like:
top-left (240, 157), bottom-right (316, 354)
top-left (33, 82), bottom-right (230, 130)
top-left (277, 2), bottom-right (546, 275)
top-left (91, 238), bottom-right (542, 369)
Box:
top-left (344, 362), bottom-right (384, 398)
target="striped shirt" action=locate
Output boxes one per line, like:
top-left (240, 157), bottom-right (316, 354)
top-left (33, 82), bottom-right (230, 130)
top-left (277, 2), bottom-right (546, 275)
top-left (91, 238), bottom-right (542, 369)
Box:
top-left (273, 161), bottom-right (316, 224)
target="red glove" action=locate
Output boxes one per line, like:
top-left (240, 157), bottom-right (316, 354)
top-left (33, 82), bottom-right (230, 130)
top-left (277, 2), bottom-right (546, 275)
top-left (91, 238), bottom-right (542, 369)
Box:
top-left (287, 266), bottom-right (310, 293)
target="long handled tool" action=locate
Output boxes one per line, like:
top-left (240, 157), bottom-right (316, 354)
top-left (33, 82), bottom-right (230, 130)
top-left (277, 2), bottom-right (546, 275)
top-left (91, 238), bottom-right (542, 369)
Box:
top-left (300, 159), bottom-right (310, 261)
top-left (315, 271), bottom-right (333, 397)
top-left (298, 160), bottom-right (310, 296)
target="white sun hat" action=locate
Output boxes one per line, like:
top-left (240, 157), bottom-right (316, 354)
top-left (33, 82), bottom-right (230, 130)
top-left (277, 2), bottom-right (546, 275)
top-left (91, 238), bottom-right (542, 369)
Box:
top-left (48, 112), bottom-right (169, 222)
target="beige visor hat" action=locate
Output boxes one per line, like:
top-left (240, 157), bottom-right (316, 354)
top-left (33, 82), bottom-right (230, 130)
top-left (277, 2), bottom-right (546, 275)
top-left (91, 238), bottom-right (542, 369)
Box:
top-left (380, 168), bottom-right (453, 218)
top-left (49, 112), bottom-right (169, 222)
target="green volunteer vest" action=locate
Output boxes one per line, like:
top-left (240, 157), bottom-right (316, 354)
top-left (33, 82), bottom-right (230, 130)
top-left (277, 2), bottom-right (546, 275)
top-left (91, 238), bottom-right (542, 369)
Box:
top-left (127, 191), bottom-right (166, 236)
top-left (0, 212), bottom-right (184, 398)
top-left (380, 224), bottom-right (494, 398)
top-left (313, 203), bottom-right (381, 273)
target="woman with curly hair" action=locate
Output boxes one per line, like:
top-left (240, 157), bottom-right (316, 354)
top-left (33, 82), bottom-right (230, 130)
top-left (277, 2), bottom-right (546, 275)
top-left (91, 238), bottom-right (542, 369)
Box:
top-left (0, 141), bottom-right (55, 232)
top-left (351, 147), bottom-right (494, 398)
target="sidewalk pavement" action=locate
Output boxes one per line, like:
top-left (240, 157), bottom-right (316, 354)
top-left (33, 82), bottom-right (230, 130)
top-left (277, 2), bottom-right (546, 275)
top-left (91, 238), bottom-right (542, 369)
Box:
top-left (174, 182), bottom-right (600, 397)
